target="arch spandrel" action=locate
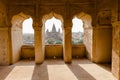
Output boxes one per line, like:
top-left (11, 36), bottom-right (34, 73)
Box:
top-left (42, 12), bottom-right (63, 23)
top-left (73, 12), bottom-right (92, 28)
top-left (11, 12), bottom-right (34, 29)
top-left (8, 5), bottom-right (35, 27)
top-left (41, 12), bottom-right (64, 29)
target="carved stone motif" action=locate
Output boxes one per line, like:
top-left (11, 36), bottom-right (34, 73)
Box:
top-left (39, 6), bottom-right (65, 21)
top-left (97, 10), bottom-right (112, 25)
top-left (0, 12), bottom-right (6, 27)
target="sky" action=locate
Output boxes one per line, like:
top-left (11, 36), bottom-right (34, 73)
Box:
top-left (22, 17), bottom-right (84, 34)
top-left (22, 18), bottom-right (34, 34)
top-left (72, 17), bottom-right (83, 32)
top-left (45, 17), bottom-right (62, 32)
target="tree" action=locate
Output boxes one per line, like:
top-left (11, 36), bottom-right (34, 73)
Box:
top-left (47, 38), bottom-right (55, 44)
top-left (78, 38), bottom-right (83, 44)
top-left (56, 40), bottom-right (62, 44)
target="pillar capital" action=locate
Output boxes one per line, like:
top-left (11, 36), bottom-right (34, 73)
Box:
top-left (64, 27), bottom-right (72, 31)
top-left (33, 26), bottom-right (42, 31)
top-left (112, 21), bottom-right (120, 27)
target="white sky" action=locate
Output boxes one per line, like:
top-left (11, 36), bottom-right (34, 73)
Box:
top-left (22, 17), bottom-right (84, 34)
top-left (72, 17), bottom-right (84, 32)
top-left (45, 17), bottom-right (62, 33)
top-left (22, 18), bottom-right (34, 34)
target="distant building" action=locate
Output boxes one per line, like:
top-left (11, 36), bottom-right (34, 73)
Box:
top-left (45, 24), bottom-right (62, 44)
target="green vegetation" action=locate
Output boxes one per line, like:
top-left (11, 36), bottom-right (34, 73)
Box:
top-left (55, 40), bottom-right (62, 44)
top-left (47, 38), bottom-right (55, 44)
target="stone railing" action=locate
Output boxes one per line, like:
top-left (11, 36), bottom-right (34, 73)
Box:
top-left (21, 44), bottom-right (86, 59)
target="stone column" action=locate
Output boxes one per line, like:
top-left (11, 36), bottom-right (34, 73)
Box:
top-left (112, 22), bottom-right (120, 79)
top-left (34, 26), bottom-right (44, 64)
top-left (0, 27), bottom-right (12, 65)
top-left (63, 27), bottom-right (72, 63)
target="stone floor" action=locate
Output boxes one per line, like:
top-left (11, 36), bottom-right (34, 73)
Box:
top-left (0, 59), bottom-right (117, 80)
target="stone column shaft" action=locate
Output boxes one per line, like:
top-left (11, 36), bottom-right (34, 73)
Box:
top-left (63, 27), bottom-right (72, 63)
top-left (112, 22), bottom-right (120, 79)
top-left (34, 27), bottom-right (44, 64)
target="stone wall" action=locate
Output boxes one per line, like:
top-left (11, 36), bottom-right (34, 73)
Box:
top-left (93, 27), bottom-right (112, 63)
top-left (92, 0), bottom-right (113, 63)
top-left (72, 45), bottom-right (86, 58)
top-left (0, 28), bottom-right (11, 65)
top-left (11, 27), bottom-right (23, 63)
top-left (21, 45), bottom-right (86, 59)
top-left (0, 0), bottom-right (7, 27)
top-left (45, 45), bottom-right (63, 59)
top-left (0, 1), bottom-right (11, 65)
top-left (21, 45), bottom-right (35, 59)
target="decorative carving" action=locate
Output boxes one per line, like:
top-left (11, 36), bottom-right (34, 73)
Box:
top-left (97, 10), bottom-right (112, 25)
top-left (39, 5), bottom-right (65, 20)
top-left (0, 12), bottom-right (7, 27)
top-left (42, 12), bottom-right (63, 24)
top-left (11, 12), bottom-right (30, 29)
top-left (75, 12), bottom-right (92, 28)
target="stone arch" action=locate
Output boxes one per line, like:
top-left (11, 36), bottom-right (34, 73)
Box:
top-left (10, 12), bottom-right (34, 64)
top-left (42, 12), bottom-right (64, 28)
top-left (42, 12), bottom-right (64, 59)
top-left (72, 12), bottom-right (93, 60)
top-left (73, 12), bottom-right (92, 29)
top-left (11, 12), bottom-right (32, 29)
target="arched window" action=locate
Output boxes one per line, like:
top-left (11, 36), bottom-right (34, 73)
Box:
top-left (45, 17), bottom-right (63, 45)
top-left (22, 18), bottom-right (34, 45)
top-left (72, 17), bottom-right (84, 44)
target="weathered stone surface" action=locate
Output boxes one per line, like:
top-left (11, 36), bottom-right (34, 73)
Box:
top-left (63, 27), bottom-right (72, 63)
top-left (0, 1), bottom-right (7, 27)
top-left (0, 28), bottom-right (10, 65)
top-left (93, 27), bottom-right (112, 63)
top-left (34, 27), bottom-right (44, 64)
top-left (84, 28), bottom-right (93, 60)
top-left (112, 21), bottom-right (120, 79)
top-left (11, 27), bottom-right (22, 64)
top-left (21, 45), bottom-right (35, 59)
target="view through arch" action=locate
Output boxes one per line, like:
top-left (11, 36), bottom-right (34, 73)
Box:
top-left (45, 17), bottom-right (63, 45)
top-left (72, 17), bottom-right (84, 44)
top-left (22, 18), bottom-right (34, 45)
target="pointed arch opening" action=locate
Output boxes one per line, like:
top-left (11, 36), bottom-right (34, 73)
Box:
top-left (72, 17), bottom-right (84, 45)
top-left (45, 17), bottom-right (63, 45)
top-left (72, 12), bottom-right (92, 59)
top-left (11, 12), bottom-right (34, 63)
top-left (42, 12), bottom-right (63, 59)
top-left (22, 18), bottom-right (34, 45)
